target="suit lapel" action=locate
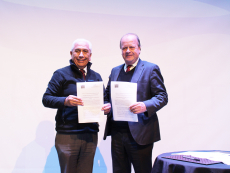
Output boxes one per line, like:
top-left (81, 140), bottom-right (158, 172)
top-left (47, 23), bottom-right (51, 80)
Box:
top-left (131, 59), bottom-right (144, 83)
top-left (112, 65), bottom-right (123, 81)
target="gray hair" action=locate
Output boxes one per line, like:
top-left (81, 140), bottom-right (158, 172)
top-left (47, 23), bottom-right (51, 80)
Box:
top-left (71, 39), bottom-right (92, 53)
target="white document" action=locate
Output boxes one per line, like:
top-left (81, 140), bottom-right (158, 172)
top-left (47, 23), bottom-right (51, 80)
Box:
top-left (111, 81), bottom-right (138, 122)
top-left (77, 81), bottom-right (104, 123)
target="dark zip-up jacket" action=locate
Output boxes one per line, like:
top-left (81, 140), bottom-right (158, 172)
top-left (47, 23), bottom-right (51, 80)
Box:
top-left (42, 60), bottom-right (103, 133)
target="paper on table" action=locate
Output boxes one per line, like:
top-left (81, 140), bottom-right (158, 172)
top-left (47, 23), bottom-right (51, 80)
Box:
top-left (173, 151), bottom-right (230, 165)
top-left (111, 81), bottom-right (138, 122)
top-left (77, 81), bottom-right (104, 123)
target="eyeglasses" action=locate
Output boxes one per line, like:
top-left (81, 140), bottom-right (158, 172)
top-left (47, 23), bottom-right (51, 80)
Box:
top-left (121, 46), bottom-right (137, 52)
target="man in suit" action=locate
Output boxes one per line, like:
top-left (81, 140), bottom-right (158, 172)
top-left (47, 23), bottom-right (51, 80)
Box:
top-left (103, 33), bottom-right (168, 173)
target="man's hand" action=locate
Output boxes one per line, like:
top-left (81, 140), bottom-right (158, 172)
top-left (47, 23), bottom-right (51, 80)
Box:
top-left (129, 102), bottom-right (146, 114)
top-left (64, 95), bottom-right (83, 106)
top-left (102, 103), bottom-right (111, 115)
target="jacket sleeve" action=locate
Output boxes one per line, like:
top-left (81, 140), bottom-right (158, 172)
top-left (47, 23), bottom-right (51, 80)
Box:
top-left (143, 65), bottom-right (168, 117)
top-left (42, 71), bottom-right (66, 109)
top-left (104, 73), bottom-right (111, 104)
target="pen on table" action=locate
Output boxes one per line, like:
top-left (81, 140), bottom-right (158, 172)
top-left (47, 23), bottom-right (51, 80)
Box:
top-left (183, 156), bottom-right (200, 161)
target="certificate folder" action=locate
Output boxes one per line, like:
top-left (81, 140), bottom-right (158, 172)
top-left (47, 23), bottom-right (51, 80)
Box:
top-left (162, 155), bottom-right (222, 165)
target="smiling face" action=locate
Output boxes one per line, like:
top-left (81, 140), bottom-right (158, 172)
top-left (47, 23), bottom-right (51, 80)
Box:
top-left (120, 34), bottom-right (141, 65)
top-left (70, 41), bottom-right (92, 69)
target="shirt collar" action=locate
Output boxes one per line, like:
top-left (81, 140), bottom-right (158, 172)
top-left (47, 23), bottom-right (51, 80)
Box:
top-left (69, 59), bottom-right (91, 75)
top-left (80, 66), bottom-right (87, 75)
top-left (124, 57), bottom-right (139, 72)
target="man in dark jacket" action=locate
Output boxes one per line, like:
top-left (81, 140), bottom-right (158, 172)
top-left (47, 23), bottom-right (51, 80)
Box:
top-left (103, 33), bottom-right (168, 173)
top-left (42, 39), bottom-right (110, 173)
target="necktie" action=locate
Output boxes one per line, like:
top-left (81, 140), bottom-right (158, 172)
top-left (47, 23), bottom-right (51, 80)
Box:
top-left (80, 69), bottom-right (86, 80)
top-left (126, 65), bottom-right (132, 72)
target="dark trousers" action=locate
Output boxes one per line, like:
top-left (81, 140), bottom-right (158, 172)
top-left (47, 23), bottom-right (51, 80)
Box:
top-left (111, 128), bottom-right (154, 173)
top-left (55, 132), bottom-right (98, 173)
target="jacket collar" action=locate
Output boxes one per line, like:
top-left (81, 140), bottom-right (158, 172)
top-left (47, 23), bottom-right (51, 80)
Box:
top-left (113, 58), bottom-right (144, 83)
top-left (69, 59), bottom-right (92, 72)
top-left (130, 58), bottom-right (144, 83)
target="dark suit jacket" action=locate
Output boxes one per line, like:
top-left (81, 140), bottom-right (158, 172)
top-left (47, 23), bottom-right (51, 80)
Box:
top-left (103, 59), bottom-right (168, 145)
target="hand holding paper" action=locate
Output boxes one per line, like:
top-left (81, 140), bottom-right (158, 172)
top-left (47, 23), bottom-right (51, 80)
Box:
top-left (64, 95), bottom-right (83, 106)
top-left (129, 102), bottom-right (146, 114)
top-left (102, 103), bottom-right (111, 115)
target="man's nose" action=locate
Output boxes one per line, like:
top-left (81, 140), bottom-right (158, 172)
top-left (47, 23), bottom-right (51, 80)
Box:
top-left (126, 47), bottom-right (130, 52)
top-left (79, 51), bottom-right (84, 57)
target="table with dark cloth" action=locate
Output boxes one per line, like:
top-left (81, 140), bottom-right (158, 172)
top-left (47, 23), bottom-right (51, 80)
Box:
top-left (151, 151), bottom-right (230, 173)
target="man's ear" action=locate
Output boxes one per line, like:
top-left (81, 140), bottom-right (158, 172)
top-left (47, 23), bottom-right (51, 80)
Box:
top-left (89, 53), bottom-right (92, 61)
top-left (70, 51), bottom-right (72, 56)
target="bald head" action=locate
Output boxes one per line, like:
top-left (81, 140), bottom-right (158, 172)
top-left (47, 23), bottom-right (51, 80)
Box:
top-left (120, 33), bottom-right (141, 49)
